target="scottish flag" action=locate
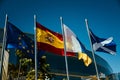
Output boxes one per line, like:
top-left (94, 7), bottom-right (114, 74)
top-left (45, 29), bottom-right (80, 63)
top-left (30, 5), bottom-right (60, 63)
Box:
top-left (89, 29), bottom-right (116, 55)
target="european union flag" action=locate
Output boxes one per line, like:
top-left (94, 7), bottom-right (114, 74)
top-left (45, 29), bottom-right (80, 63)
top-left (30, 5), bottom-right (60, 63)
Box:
top-left (6, 22), bottom-right (34, 59)
top-left (89, 29), bottom-right (116, 55)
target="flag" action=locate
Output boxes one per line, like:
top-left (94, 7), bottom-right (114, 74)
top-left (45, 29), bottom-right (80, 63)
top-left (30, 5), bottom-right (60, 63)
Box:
top-left (89, 29), bottom-right (116, 55)
top-left (36, 22), bottom-right (75, 56)
top-left (6, 22), bottom-right (34, 59)
top-left (63, 24), bottom-right (92, 66)
top-left (78, 52), bottom-right (92, 66)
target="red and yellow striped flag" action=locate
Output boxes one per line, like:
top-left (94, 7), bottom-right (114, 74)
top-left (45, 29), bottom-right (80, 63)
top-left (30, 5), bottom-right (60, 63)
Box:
top-left (36, 22), bottom-right (75, 56)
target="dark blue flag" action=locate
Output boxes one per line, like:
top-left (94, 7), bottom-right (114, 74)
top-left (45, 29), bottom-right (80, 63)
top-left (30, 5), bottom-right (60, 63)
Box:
top-left (89, 29), bottom-right (116, 55)
top-left (6, 22), bottom-right (35, 59)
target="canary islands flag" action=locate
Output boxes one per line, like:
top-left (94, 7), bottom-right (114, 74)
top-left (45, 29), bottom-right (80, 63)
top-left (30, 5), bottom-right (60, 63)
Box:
top-left (63, 24), bottom-right (92, 66)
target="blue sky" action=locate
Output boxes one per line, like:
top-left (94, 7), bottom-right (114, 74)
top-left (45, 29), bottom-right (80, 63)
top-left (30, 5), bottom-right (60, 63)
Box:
top-left (0, 0), bottom-right (120, 73)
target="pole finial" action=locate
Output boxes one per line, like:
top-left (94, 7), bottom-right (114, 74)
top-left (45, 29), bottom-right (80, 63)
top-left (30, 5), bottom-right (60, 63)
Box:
top-left (60, 16), bottom-right (62, 20)
top-left (85, 18), bottom-right (88, 22)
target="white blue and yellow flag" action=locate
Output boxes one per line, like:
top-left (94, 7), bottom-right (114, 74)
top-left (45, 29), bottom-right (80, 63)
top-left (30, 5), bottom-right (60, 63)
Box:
top-left (63, 24), bottom-right (92, 66)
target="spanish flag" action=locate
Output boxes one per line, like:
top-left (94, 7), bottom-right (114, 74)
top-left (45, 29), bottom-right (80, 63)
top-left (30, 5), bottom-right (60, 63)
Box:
top-left (36, 22), bottom-right (75, 56)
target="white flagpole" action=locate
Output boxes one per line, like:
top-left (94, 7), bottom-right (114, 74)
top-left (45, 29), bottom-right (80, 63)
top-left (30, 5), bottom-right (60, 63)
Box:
top-left (34, 15), bottom-right (38, 80)
top-left (0, 14), bottom-right (8, 80)
top-left (60, 17), bottom-right (70, 80)
top-left (85, 19), bottom-right (100, 80)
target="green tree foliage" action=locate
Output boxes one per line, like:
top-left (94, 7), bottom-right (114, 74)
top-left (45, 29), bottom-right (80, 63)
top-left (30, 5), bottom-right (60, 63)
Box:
top-left (8, 49), bottom-right (54, 79)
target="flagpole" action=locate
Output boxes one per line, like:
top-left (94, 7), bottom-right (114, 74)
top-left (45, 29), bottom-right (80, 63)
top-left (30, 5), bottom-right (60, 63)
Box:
top-left (60, 17), bottom-right (70, 80)
top-left (0, 14), bottom-right (8, 80)
top-left (34, 15), bottom-right (37, 80)
top-left (85, 19), bottom-right (100, 80)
